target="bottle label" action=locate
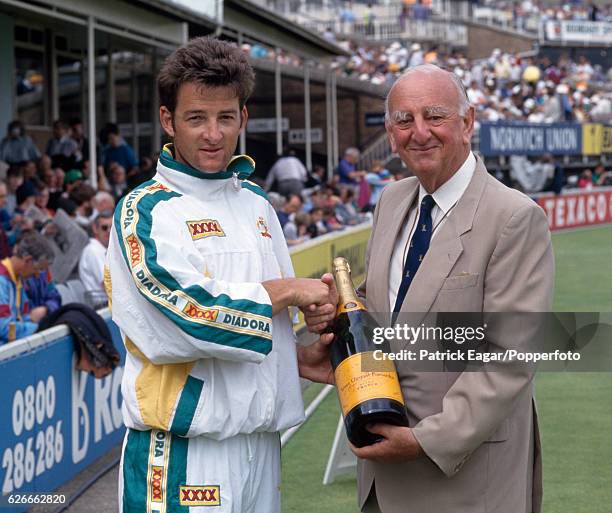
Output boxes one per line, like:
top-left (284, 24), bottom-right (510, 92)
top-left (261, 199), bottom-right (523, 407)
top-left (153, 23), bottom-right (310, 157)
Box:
top-left (334, 352), bottom-right (405, 417)
top-left (337, 299), bottom-right (366, 315)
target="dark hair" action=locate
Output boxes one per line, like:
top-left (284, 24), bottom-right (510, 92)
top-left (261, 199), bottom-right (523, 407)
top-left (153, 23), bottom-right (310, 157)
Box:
top-left (157, 36), bottom-right (255, 113)
top-left (52, 120), bottom-right (68, 130)
top-left (7, 120), bottom-right (23, 134)
top-left (7, 165), bottom-right (24, 179)
top-left (69, 183), bottom-right (96, 205)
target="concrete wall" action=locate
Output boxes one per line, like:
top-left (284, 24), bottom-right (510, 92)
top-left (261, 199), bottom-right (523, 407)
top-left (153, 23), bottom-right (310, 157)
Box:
top-left (466, 22), bottom-right (536, 60)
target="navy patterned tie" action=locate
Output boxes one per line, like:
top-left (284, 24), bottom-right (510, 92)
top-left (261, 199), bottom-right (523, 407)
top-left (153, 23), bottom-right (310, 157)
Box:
top-left (392, 195), bottom-right (436, 317)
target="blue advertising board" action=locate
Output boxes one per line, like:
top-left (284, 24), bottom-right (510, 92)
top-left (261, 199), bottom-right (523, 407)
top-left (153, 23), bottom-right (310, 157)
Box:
top-left (479, 122), bottom-right (583, 156)
top-left (0, 320), bottom-right (126, 512)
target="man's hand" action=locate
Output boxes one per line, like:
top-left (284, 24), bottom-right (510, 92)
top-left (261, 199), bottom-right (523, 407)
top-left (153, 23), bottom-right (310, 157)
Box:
top-left (29, 306), bottom-right (48, 323)
top-left (350, 425), bottom-right (425, 462)
top-left (301, 273), bottom-right (338, 333)
top-left (290, 276), bottom-right (334, 308)
top-left (297, 332), bottom-right (335, 384)
top-left (263, 275), bottom-right (334, 315)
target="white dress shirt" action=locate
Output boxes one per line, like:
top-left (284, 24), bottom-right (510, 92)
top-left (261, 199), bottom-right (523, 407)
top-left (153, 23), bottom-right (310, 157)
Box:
top-left (78, 238), bottom-right (107, 294)
top-left (388, 152), bottom-right (476, 310)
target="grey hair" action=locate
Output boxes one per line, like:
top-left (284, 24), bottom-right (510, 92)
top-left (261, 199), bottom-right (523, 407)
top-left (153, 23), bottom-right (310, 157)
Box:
top-left (344, 147), bottom-right (360, 158)
top-left (14, 232), bottom-right (55, 265)
top-left (384, 64), bottom-right (471, 120)
top-left (92, 191), bottom-right (115, 209)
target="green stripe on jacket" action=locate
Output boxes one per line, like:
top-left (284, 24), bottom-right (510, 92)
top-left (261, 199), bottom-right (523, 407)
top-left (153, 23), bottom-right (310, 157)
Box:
top-left (114, 181), bottom-right (272, 355)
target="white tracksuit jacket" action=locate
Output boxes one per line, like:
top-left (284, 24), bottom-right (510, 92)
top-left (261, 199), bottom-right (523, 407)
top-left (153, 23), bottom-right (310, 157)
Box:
top-left (106, 146), bottom-right (304, 439)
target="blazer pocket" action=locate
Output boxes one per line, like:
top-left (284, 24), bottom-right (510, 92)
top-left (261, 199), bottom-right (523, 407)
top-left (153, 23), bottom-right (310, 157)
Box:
top-left (441, 273), bottom-right (479, 290)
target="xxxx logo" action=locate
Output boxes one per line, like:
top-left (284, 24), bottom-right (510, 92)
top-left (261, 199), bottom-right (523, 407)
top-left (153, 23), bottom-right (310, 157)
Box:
top-left (146, 182), bottom-right (169, 192)
top-left (186, 219), bottom-right (225, 240)
top-left (179, 486), bottom-right (220, 506)
top-left (150, 466), bottom-right (163, 502)
top-left (126, 234), bottom-right (142, 266)
top-left (183, 302), bottom-right (219, 322)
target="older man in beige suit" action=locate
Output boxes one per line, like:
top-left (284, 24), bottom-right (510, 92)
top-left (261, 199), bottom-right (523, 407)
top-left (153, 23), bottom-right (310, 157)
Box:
top-left (298, 64), bottom-right (554, 513)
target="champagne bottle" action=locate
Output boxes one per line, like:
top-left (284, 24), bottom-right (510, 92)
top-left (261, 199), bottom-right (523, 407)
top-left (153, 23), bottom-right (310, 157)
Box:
top-left (330, 257), bottom-right (409, 447)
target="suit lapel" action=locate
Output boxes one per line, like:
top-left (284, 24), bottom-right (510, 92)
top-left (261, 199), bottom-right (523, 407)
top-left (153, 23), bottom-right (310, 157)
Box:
top-left (370, 179), bottom-right (419, 312)
top-left (399, 159), bottom-right (489, 316)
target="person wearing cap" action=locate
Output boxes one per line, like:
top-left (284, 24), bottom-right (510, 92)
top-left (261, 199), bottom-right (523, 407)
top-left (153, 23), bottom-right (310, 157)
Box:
top-left (106, 36), bottom-right (335, 513)
top-left (64, 168), bottom-right (83, 188)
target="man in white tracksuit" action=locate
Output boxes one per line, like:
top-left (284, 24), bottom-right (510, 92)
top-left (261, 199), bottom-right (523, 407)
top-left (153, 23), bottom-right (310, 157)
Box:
top-left (107, 37), bottom-right (335, 513)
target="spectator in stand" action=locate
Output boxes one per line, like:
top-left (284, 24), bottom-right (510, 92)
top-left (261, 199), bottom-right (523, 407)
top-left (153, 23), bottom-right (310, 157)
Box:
top-left (283, 212), bottom-right (310, 246)
top-left (0, 120), bottom-right (41, 165)
top-left (0, 231), bottom-right (55, 343)
top-left (399, 4), bottom-right (410, 31)
top-left (303, 164), bottom-right (327, 195)
top-left (365, 161), bottom-right (394, 212)
top-left (276, 193), bottom-right (302, 228)
top-left (15, 181), bottom-right (38, 216)
top-left (24, 185), bottom-right (53, 227)
top-left (592, 163), bottom-right (608, 186)
top-left (265, 148), bottom-right (309, 196)
top-left (334, 187), bottom-right (362, 225)
top-left (101, 123), bottom-right (138, 177)
top-left (337, 147), bottom-right (366, 186)
top-left (90, 191), bottom-right (115, 222)
top-left (0, 182), bottom-right (11, 259)
top-left (109, 162), bottom-right (129, 200)
top-left (46, 120), bottom-right (79, 170)
top-left (63, 169), bottom-right (84, 197)
top-left (577, 169), bottom-right (593, 189)
top-left (69, 117), bottom-right (90, 164)
top-left (408, 43), bottom-right (424, 68)
top-left (5, 166), bottom-right (24, 215)
top-left (22, 160), bottom-right (38, 183)
top-left (306, 207), bottom-right (328, 238)
top-left (324, 206), bottom-right (343, 232)
top-left (78, 210), bottom-right (112, 295)
top-left (24, 267), bottom-right (61, 317)
top-left (412, 0), bottom-right (431, 20)
top-left (69, 183), bottom-right (96, 229)
top-left (587, 0), bottom-right (599, 21)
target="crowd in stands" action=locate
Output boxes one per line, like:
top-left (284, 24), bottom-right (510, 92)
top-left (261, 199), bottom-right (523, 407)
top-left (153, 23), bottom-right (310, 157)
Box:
top-left (265, 147), bottom-right (397, 247)
top-left (333, 42), bottom-right (611, 125)
top-left (476, 0), bottom-right (612, 24)
top-left (0, 118), bottom-right (155, 345)
top-left (576, 162), bottom-right (612, 188)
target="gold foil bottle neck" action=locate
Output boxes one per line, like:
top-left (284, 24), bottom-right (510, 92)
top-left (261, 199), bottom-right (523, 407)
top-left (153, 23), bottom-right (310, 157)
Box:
top-left (332, 257), bottom-right (351, 275)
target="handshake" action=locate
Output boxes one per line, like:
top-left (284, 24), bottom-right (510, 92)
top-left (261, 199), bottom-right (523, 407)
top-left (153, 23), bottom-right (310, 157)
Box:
top-left (262, 273), bottom-right (339, 332)
top-left (262, 274), bottom-right (340, 385)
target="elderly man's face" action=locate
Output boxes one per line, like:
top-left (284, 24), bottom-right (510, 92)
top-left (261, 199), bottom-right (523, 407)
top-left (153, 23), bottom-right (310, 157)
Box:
top-left (385, 70), bottom-right (474, 191)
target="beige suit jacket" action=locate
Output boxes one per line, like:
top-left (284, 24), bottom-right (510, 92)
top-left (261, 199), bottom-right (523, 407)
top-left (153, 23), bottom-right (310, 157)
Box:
top-left (357, 159), bottom-right (554, 513)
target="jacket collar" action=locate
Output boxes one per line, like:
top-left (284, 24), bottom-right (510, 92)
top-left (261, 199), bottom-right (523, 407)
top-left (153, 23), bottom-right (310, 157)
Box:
top-left (159, 144), bottom-right (255, 180)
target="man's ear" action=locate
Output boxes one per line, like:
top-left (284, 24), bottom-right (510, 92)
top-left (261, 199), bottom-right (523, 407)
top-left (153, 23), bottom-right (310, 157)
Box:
top-left (159, 106), bottom-right (175, 138)
top-left (240, 105), bottom-right (248, 131)
top-left (385, 120), bottom-right (397, 153)
top-left (462, 106), bottom-right (475, 145)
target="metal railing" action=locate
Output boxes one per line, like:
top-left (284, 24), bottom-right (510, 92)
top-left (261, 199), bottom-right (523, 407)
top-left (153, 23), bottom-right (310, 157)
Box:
top-left (358, 131), bottom-right (393, 171)
top-left (301, 17), bottom-right (468, 45)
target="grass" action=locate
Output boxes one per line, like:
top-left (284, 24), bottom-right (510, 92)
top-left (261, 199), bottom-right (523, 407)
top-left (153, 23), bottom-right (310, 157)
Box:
top-left (281, 225), bottom-right (612, 513)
